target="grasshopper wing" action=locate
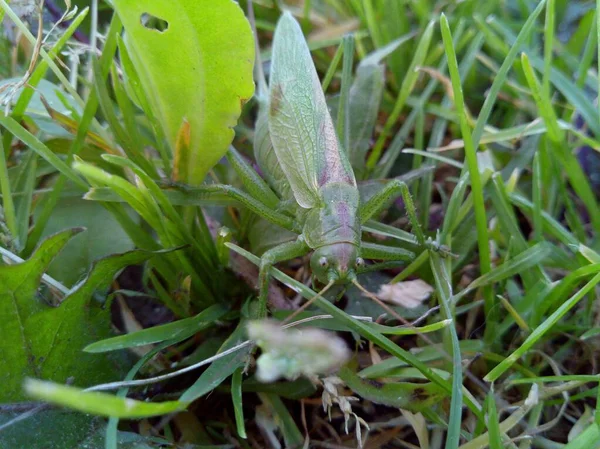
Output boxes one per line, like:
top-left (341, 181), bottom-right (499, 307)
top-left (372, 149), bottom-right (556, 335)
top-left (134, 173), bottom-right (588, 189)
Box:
top-left (269, 12), bottom-right (356, 209)
top-left (254, 104), bottom-right (293, 201)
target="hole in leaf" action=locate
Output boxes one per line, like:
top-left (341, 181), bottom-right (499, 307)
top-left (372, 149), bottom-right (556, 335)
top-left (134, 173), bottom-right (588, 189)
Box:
top-left (140, 13), bottom-right (169, 32)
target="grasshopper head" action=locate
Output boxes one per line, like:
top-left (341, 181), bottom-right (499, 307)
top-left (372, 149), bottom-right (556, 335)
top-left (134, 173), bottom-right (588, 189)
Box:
top-left (311, 243), bottom-right (363, 284)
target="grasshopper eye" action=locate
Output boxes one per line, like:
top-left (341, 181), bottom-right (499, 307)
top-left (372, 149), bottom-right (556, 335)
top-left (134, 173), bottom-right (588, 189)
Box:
top-left (319, 257), bottom-right (329, 268)
top-left (355, 257), bottom-right (365, 267)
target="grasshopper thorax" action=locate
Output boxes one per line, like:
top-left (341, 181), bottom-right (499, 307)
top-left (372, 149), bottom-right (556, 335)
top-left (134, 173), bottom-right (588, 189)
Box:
top-left (310, 243), bottom-right (362, 284)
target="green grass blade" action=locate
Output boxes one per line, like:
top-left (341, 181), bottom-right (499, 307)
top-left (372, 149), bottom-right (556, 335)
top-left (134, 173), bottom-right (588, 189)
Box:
top-left (368, 318), bottom-right (450, 335)
top-left (367, 20), bottom-right (434, 170)
top-left (521, 52), bottom-right (600, 230)
top-left (487, 16), bottom-right (600, 137)
top-left (454, 242), bottom-right (553, 303)
top-left (485, 271), bottom-right (600, 382)
top-left (232, 368), bottom-right (247, 439)
top-left (459, 385), bottom-right (539, 449)
top-left (362, 0), bottom-right (383, 47)
top-left (25, 379), bottom-right (188, 418)
top-left (511, 375), bottom-right (600, 384)
top-left (11, 151), bottom-right (37, 250)
top-left (375, 22), bottom-right (465, 180)
top-left (179, 321), bottom-right (251, 402)
top-left (490, 173), bottom-right (550, 288)
top-left (562, 423), bottom-right (600, 449)
top-left (532, 152), bottom-right (543, 242)
top-left (430, 252), bottom-right (462, 449)
top-left (485, 390), bottom-right (503, 449)
top-left (598, 0), bottom-right (600, 122)
top-left (440, 14), bottom-right (493, 343)
top-left (84, 304), bottom-right (227, 353)
top-left (105, 339), bottom-right (176, 449)
top-left (533, 263), bottom-right (600, 326)
top-left (321, 41), bottom-right (344, 92)
top-left (471, 0), bottom-right (546, 148)
top-left (259, 393), bottom-right (304, 448)
top-left (542, 0), bottom-right (554, 97)
top-left (521, 53), bottom-right (564, 142)
top-left (402, 149), bottom-right (464, 169)
top-left (441, 173), bottom-right (468, 242)
top-left (337, 34), bottom-right (354, 152)
top-left (0, 116), bottom-right (87, 189)
top-left (0, 129), bottom-right (16, 237)
top-left (509, 193), bottom-right (585, 249)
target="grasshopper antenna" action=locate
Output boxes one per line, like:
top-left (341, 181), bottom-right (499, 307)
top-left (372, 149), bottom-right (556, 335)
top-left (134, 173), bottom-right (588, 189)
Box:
top-left (282, 280), bottom-right (335, 325)
top-left (351, 278), bottom-right (443, 350)
top-left (352, 278), bottom-right (440, 327)
top-left (352, 279), bottom-right (418, 327)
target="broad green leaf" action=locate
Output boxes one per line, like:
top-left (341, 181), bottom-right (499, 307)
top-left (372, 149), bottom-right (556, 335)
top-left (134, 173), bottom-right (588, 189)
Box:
top-left (0, 401), bottom-right (170, 449)
top-left (24, 379), bottom-right (188, 418)
top-left (0, 410), bottom-right (99, 449)
top-left (84, 303), bottom-right (228, 353)
top-left (111, 0), bottom-right (255, 185)
top-left (0, 230), bottom-right (166, 401)
top-left (36, 198), bottom-right (134, 287)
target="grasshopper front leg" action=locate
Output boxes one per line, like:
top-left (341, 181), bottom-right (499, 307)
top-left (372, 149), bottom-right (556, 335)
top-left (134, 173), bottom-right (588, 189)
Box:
top-left (257, 238), bottom-right (310, 318)
top-left (361, 242), bottom-right (415, 261)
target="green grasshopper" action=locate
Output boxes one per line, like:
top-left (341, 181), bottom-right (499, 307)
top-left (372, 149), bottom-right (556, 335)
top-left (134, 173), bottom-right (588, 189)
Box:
top-left (166, 12), bottom-right (445, 317)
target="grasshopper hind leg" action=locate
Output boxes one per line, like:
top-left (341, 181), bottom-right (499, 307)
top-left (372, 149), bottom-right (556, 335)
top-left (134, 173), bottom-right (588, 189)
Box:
top-left (359, 180), bottom-right (424, 242)
top-left (256, 238), bottom-right (310, 318)
top-left (359, 180), bottom-right (454, 256)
